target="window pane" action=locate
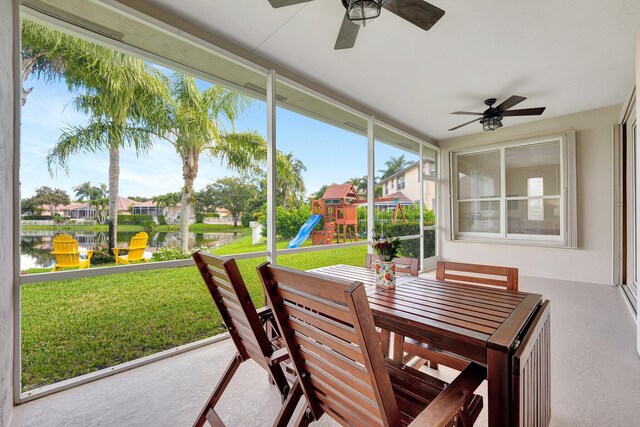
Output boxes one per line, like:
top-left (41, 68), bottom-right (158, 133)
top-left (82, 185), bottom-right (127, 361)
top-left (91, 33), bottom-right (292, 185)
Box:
top-left (423, 229), bottom-right (436, 258)
top-left (275, 80), bottom-right (368, 250)
top-left (457, 151), bottom-right (501, 199)
top-left (458, 201), bottom-right (500, 233)
top-left (507, 198), bottom-right (561, 236)
top-left (375, 123), bottom-right (420, 238)
top-left (506, 142), bottom-right (561, 197)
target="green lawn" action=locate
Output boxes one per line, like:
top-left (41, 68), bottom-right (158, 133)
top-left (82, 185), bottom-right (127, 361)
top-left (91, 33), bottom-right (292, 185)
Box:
top-left (21, 244), bottom-right (366, 391)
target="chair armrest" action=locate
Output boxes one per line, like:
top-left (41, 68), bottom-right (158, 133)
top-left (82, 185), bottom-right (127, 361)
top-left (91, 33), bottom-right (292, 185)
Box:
top-left (112, 248), bottom-right (120, 256)
top-left (268, 347), bottom-right (289, 364)
top-left (86, 250), bottom-right (94, 258)
top-left (408, 363), bottom-right (485, 427)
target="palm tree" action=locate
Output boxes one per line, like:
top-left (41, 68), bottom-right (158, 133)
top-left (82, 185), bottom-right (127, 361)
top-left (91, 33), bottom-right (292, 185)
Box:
top-left (346, 175), bottom-right (368, 195)
top-left (277, 152), bottom-right (307, 208)
top-left (73, 181), bottom-right (93, 202)
top-left (378, 155), bottom-right (412, 180)
top-left (20, 19), bottom-right (93, 106)
top-left (46, 53), bottom-right (169, 249)
top-left (153, 192), bottom-right (181, 223)
top-left (157, 74), bottom-right (266, 252)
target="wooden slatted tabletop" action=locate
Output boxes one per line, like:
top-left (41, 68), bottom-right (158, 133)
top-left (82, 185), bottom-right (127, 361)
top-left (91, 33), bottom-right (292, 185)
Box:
top-left (311, 264), bottom-right (540, 364)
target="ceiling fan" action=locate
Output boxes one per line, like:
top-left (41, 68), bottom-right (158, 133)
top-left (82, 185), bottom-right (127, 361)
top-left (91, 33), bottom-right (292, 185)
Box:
top-left (449, 96), bottom-right (547, 132)
top-left (267, 0), bottom-right (445, 50)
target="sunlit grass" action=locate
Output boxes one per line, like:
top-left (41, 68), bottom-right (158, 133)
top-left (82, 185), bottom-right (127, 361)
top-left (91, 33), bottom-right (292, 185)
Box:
top-left (21, 244), bottom-right (366, 391)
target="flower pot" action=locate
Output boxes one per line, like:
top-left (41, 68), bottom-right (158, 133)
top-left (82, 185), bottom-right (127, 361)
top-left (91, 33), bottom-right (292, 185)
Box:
top-left (373, 260), bottom-right (396, 288)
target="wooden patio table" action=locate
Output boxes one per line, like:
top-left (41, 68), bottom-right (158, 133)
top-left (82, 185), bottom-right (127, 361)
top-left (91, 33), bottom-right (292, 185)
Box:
top-left (310, 264), bottom-right (546, 427)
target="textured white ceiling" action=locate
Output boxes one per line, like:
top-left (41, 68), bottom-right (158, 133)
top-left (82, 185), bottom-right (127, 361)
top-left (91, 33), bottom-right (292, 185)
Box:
top-left (145, 0), bottom-right (640, 140)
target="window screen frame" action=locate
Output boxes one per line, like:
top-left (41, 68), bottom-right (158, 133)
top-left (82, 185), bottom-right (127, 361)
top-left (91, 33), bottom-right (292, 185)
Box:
top-left (450, 134), bottom-right (575, 246)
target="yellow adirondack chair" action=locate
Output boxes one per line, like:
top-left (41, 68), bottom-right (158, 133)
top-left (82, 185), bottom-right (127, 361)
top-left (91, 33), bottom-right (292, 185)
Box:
top-left (113, 232), bottom-right (149, 265)
top-left (50, 234), bottom-right (93, 272)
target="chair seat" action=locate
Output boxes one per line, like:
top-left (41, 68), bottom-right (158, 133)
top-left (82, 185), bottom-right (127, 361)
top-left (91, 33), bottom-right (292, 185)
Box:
top-left (385, 359), bottom-right (483, 426)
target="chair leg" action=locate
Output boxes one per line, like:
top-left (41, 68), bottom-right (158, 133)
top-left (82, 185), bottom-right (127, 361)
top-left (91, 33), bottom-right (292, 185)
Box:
top-left (193, 353), bottom-right (242, 427)
top-left (294, 404), bottom-right (311, 427)
top-left (274, 380), bottom-right (303, 427)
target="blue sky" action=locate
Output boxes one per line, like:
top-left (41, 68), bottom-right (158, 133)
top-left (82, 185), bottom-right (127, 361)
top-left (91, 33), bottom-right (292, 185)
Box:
top-left (20, 66), bottom-right (416, 200)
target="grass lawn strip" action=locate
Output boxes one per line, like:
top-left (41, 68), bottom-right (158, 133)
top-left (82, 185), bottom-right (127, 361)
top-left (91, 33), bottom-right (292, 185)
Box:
top-left (21, 244), bottom-right (366, 390)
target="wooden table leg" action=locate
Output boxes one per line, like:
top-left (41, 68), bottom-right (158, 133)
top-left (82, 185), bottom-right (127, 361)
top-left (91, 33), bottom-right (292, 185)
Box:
top-left (380, 329), bottom-right (391, 357)
top-left (487, 347), bottom-right (511, 427)
top-left (391, 333), bottom-right (404, 362)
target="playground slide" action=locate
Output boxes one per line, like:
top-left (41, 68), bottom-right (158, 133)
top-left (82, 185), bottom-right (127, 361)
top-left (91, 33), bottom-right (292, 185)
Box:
top-left (287, 214), bottom-right (322, 249)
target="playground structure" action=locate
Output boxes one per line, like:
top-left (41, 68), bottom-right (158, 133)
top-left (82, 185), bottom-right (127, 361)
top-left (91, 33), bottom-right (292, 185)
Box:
top-left (312, 184), bottom-right (359, 245)
top-left (287, 184), bottom-right (412, 249)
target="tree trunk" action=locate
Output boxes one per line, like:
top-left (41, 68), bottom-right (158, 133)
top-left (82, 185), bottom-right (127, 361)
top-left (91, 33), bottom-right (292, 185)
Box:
top-left (233, 215), bottom-right (238, 228)
top-left (180, 150), bottom-right (199, 253)
top-left (108, 147), bottom-right (120, 253)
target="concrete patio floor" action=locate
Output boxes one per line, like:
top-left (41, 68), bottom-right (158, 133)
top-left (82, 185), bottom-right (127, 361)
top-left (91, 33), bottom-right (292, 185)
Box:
top-left (10, 275), bottom-right (640, 426)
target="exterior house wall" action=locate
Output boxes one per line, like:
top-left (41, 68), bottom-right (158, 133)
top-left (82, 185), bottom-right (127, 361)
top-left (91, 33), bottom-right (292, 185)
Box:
top-left (380, 163), bottom-right (437, 210)
top-left (0, 0), bottom-right (16, 423)
top-left (439, 105), bottom-right (620, 285)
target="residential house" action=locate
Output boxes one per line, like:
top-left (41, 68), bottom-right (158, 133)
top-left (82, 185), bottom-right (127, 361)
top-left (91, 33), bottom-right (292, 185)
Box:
top-left (379, 160), bottom-right (437, 210)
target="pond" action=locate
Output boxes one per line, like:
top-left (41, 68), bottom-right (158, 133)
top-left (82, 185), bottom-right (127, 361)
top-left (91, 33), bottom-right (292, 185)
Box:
top-left (20, 230), bottom-right (239, 270)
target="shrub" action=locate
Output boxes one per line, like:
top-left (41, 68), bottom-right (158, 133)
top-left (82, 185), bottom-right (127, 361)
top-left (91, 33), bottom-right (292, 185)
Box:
top-left (271, 205), bottom-right (320, 239)
top-left (371, 221), bottom-right (436, 259)
top-left (157, 215), bottom-right (168, 226)
top-left (22, 215), bottom-right (53, 220)
top-left (195, 213), bottom-right (204, 224)
top-left (151, 246), bottom-right (191, 262)
top-left (117, 214), bottom-right (153, 226)
top-left (91, 249), bottom-right (115, 265)
top-left (150, 245), bottom-right (210, 262)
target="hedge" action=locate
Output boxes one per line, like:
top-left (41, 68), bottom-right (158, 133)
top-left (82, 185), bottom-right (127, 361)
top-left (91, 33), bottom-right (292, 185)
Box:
top-left (117, 214), bottom-right (153, 225)
top-left (376, 221), bottom-right (436, 259)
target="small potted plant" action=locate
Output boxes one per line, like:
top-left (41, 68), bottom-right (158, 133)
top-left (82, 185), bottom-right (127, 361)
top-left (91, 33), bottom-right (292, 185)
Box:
top-left (371, 234), bottom-right (401, 288)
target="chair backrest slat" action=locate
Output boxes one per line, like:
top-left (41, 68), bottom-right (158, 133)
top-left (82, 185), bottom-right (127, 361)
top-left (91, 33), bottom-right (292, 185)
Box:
top-left (52, 234), bottom-right (81, 266)
top-left (365, 254), bottom-right (419, 276)
top-left (192, 252), bottom-right (274, 365)
top-left (126, 232), bottom-right (148, 261)
top-left (258, 263), bottom-right (400, 426)
top-left (436, 261), bottom-right (519, 291)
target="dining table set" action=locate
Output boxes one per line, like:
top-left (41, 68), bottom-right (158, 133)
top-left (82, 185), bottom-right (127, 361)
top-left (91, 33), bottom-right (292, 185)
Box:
top-left (190, 253), bottom-right (551, 427)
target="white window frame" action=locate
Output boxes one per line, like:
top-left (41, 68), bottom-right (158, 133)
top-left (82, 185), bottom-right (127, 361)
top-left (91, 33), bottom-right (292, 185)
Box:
top-left (451, 134), bottom-right (576, 247)
top-left (397, 173), bottom-right (406, 190)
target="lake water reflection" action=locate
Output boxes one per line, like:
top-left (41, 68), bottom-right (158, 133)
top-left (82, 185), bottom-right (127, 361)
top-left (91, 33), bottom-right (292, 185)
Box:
top-left (20, 230), bottom-right (238, 270)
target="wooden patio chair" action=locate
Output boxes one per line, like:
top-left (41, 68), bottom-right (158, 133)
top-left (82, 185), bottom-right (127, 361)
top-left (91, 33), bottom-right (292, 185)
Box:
top-left (436, 261), bottom-right (519, 291)
top-left (50, 234), bottom-right (93, 272)
top-left (113, 232), bottom-right (149, 265)
top-left (365, 253), bottom-right (419, 276)
top-left (404, 261), bottom-right (519, 371)
top-left (191, 252), bottom-right (291, 427)
top-left (258, 263), bottom-right (485, 427)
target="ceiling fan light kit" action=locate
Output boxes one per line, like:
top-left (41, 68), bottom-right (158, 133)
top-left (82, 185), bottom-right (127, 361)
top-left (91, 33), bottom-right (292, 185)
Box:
top-left (346, 0), bottom-right (383, 26)
top-left (481, 116), bottom-right (503, 131)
